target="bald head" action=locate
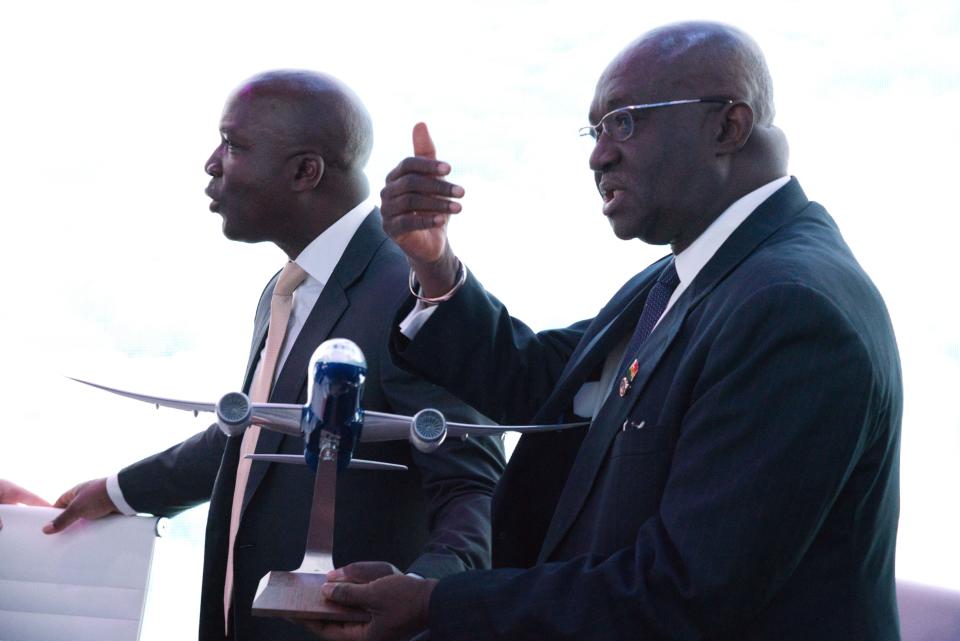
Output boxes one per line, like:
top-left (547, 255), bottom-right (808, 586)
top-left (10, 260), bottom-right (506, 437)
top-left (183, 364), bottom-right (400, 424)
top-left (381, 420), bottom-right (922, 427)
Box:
top-left (231, 70), bottom-right (373, 173)
top-left (596, 21), bottom-right (788, 175)
top-left (588, 22), bottom-right (789, 251)
top-left (626, 22), bottom-right (776, 126)
top-left (205, 70), bottom-right (375, 257)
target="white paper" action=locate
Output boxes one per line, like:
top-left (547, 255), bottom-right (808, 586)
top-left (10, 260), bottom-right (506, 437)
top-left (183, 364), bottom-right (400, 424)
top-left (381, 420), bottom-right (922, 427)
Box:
top-left (0, 505), bottom-right (160, 641)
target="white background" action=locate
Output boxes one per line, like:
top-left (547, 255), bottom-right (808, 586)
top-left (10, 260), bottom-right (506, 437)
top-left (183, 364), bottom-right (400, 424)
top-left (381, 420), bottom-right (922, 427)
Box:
top-left (1, 1), bottom-right (957, 637)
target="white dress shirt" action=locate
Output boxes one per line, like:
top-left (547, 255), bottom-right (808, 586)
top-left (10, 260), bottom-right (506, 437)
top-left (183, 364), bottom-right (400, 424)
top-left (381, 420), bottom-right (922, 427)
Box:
top-left (662, 176), bottom-right (791, 321)
top-left (107, 198), bottom-right (375, 514)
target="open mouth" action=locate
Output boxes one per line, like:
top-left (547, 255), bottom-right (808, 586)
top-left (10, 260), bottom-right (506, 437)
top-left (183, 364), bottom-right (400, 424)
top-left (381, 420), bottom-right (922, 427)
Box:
top-left (601, 188), bottom-right (624, 214)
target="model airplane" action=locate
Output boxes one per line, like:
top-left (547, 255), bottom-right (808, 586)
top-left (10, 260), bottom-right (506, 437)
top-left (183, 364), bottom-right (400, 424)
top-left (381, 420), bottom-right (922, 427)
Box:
top-left (71, 338), bottom-right (587, 472)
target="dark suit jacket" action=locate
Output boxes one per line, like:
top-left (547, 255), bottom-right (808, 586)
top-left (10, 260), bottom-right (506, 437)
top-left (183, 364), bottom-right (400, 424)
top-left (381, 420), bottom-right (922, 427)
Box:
top-left (393, 180), bottom-right (902, 641)
top-left (117, 210), bottom-right (505, 641)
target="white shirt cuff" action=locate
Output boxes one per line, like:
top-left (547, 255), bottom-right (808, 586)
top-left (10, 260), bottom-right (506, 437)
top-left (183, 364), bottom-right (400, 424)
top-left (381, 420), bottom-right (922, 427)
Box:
top-left (399, 300), bottom-right (440, 339)
top-left (106, 474), bottom-right (137, 516)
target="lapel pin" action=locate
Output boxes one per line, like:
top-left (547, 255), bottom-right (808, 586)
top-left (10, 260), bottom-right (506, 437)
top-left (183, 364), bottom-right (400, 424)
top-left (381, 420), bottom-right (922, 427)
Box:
top-left (619, 359), bottom-right (641, 397)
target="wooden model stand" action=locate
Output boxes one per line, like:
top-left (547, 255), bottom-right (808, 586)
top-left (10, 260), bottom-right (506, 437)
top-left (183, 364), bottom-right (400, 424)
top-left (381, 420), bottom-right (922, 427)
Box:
top-left (252, 452), bottom-right (370, 622)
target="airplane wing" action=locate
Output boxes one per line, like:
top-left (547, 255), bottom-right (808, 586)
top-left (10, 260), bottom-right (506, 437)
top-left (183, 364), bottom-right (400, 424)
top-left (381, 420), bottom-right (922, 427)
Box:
top-left (245, 454), bottom-right (408, 472)
top-left (68, 378), bottom-right (302, 436)
top-left (68, 377), bottom-right (217, 414)
top-left (69, 378), bottom-right (588, 443)
top-left (248, 403), bottom-right (302, 435)
top-left (361, 409), bottom-right (588, 442)
top-left (444, 419), bottom-right (589, 436)
top-left (361, 410), bottom-right (421, 441)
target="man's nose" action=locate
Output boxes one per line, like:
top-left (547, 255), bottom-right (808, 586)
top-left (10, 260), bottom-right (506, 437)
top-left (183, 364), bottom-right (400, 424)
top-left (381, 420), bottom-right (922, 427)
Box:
top-left (588, 135), bottom-right (620, 173)
top-left (204, 148), bottom-right (222, 177)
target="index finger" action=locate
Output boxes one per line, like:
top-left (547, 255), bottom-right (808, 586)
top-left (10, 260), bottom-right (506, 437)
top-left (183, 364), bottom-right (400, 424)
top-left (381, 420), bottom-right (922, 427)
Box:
top-left (328, 561), bottom-right (399, 584)
top-left (43, 504), bottom-right (79, 534)
top-left (385, 157), bottom-right (451, 183)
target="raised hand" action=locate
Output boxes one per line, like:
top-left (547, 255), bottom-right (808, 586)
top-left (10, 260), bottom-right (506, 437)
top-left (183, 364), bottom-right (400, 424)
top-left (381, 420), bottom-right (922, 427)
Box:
top-left (380, 123), bottom-right (463, 297)
top-left (42, 477), bottom-right (118, 534)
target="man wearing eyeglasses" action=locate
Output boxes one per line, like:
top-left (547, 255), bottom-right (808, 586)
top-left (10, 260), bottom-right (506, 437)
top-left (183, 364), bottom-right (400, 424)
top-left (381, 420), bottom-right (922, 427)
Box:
top-left (313, 21), bottom-right (902, 641)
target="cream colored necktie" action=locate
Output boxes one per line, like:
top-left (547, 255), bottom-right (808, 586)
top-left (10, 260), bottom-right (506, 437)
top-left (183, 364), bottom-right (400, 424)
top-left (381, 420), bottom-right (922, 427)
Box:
top-left (224, 261), bottom-right (308, 630)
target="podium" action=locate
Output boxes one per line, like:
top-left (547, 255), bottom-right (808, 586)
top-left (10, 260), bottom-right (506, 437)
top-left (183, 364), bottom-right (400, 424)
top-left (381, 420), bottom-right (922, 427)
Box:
top-left (0, 505), bottom-right (166, 641)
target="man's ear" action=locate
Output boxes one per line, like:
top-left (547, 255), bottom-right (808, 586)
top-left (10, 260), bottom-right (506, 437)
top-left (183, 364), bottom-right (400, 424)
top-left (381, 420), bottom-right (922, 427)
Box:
top-left (292, 153), bottom-right (325, 191)
top-left (715, 102), bottom-right (754, 155)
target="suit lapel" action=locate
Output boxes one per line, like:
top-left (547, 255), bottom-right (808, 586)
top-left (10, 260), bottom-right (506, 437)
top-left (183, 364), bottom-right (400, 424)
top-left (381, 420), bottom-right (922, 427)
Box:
top-left (536, 288), bottom-right (692, 562)
top-left (534, 259), bottom-right (668, 423)
top-left (241, 209), bottom-right (388, 513)
top-left (241, 279), bottom-right (276, 395)
top-left (537, 178), bottom-right (810, 562)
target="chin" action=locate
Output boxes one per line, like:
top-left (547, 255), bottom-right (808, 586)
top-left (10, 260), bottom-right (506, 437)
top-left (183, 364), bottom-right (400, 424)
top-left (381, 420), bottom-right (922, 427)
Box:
top-left (220, 218), bottom-right (248, 242)
top-left (609, 222), bottom-right (638, 241)
top-left (221, 220), bottom-right (271, 246)
top-left (220, 218), bottom-right (238, 240)
top-left (607, 212), bottom-right (645, 242)
top-left (608, 208), bottom-right (670, 245)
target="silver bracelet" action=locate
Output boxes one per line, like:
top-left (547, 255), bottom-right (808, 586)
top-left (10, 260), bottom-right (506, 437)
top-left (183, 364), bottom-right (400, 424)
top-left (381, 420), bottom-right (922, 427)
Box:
top-left (408, 260), bottom-right (468, 304)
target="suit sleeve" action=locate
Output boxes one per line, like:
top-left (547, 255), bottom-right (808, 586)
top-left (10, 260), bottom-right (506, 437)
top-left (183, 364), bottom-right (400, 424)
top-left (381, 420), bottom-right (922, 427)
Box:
top-left (115, 278), bottom-right (273, 518)
top-left (392, 270), bottom-right (585, 425)
top-left (379, 305), bottom-right (507, 579)
top-left (428, 283), bottom-right (899, 641)
top-left (116, 423), bottom-right (227, 517)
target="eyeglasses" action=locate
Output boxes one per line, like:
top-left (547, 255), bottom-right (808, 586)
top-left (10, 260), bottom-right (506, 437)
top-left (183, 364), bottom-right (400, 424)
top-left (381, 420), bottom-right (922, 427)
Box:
top-left (579, 97), bottom-right (734, 142)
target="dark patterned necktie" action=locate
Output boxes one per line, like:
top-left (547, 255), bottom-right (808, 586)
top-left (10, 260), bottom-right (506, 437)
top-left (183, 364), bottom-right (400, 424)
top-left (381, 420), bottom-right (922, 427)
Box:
top-left (615, 259), bottom-right (680, 397)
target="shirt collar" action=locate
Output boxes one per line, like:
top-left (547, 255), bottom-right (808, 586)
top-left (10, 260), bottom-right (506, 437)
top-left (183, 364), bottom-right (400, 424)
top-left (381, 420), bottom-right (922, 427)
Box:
top-left (673, 176), bottom-right (791, 287)
top-left (294, 198), bottom-right (375, 286)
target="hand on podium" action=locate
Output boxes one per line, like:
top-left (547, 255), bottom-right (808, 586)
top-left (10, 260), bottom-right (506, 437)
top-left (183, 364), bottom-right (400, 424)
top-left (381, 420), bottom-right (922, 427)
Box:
top-left (42, 477), bottom-right (118, 534)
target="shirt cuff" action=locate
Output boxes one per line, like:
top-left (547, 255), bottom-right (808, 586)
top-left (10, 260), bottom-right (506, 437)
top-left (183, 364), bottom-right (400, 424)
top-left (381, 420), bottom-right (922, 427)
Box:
top-left (399, 300), bottom-right (440, 339)
top-left (106, 474), bottom-right (137, 516)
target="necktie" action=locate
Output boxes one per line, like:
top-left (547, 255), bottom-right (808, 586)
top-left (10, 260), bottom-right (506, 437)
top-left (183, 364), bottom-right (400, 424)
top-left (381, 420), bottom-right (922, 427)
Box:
top-left (223, 261), bottom-right (308, 629)
top-left (615, 259), bottom-right (679, 398)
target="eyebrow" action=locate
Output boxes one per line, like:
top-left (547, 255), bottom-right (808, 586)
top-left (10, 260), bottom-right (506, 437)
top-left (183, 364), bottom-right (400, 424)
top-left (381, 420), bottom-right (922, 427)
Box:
top-left (589, 95), bottom-right (633, 123)
top-left (603, 96), bottom-right (630, 111)
top-left (219, 126), bottom-right (247, 142)
top-left (587, 104), bottom-right (605, 125)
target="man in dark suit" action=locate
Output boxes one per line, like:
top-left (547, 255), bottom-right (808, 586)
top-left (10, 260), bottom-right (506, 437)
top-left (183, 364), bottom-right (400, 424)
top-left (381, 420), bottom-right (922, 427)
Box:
top-left (316, 22), bottom-right (902, 641)
top-left (42, 70), bottom-right (505, 641)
